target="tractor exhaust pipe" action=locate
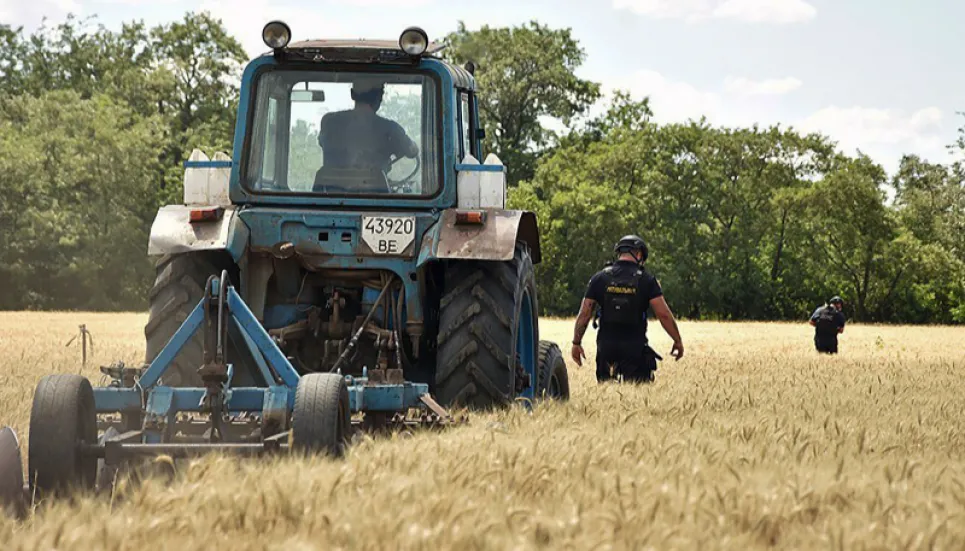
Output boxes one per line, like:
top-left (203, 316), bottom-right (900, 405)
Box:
top-left (0, 427), bottom-right (26, 519)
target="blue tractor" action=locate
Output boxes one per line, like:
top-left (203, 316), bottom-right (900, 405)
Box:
top-left (0, 22), bottom-right (571, 511)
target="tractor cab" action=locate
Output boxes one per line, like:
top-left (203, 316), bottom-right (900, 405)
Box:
top-left (231, 23), bottom-right (489, 210)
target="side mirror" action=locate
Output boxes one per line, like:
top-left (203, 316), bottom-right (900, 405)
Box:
top-left (291, 90), bottom-right (326, 102)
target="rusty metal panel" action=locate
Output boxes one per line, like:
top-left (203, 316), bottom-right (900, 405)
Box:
top-left (147, 205), bottom-right (249, 260)
top-left (432, 209), bottom-right (542, 263)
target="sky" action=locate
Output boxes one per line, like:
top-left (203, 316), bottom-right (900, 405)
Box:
top-left (2, 0), bottom-right (964, 175)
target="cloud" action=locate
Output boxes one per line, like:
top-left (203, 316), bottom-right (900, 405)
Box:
top-left (608, 69), bottom-right (722, 123)
top-left (711, 0), bottom-right (815, 24)
top-left (0, 0), bottom-right (82, 29)
top-left (612, 0), bottom-right (816, 24)
top-left (723, 76), bottom-right (802, 96)
top-left (339, 0), bottom-right (432, 5)
top-left (601, 70), bottom-right (953, 173)
top-left (799, 106), bottom-right (945, 151)
top-left (197, 1), bottom-right (343, 59)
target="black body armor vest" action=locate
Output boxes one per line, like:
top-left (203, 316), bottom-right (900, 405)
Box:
top-left (600, 266), bottom-right (644, 326)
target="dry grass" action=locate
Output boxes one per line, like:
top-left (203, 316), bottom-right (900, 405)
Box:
top-left (1, 312), bottom-right (964, 550)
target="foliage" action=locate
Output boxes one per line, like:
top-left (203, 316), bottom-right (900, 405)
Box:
top-left (0, 14), bottom-right (961, 323)
top-left (443, 21), bottom-right (601, 186)
top-left (510, 93), bottom-right (965, 323)
top-left (0, 12), bottom-right (245, 310)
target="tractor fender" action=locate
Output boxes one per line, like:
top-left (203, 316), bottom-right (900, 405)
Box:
top-left (418, 209), bottom-right (541, 266)
top-left (147, 205), bottom-right (249, 262)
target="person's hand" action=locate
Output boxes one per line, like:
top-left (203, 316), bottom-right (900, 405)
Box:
top-left (571, 344), bottom-right (586, 367)
top-left (670, 340), bottom-right (684, 361)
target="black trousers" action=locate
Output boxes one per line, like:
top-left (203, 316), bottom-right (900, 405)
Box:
top-left (596, 343), bottom-right (660, 383)
top-left (815, 335), bottom-right (838, 354)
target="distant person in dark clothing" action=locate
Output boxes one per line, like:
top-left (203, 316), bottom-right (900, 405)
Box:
top-left (810, 296), bottom-right (846, 354)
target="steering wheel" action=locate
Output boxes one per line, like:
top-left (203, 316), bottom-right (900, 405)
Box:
top-left (386, 154), bottom-right (420, 193)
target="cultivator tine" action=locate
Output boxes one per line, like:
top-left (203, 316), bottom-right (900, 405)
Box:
top-left (0, 427), bottom-right (26, 519)
top-left (418, 394), bottom-right (464, 426)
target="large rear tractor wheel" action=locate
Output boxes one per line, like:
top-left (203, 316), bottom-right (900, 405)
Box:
top-left (291, 373), bottom-right (352, 457)
top-left (435, 243), bottom-right (539, 409)
top-left (144, 252), bottom-right (241, 387)
top-left (537, 341), bottom-right (570, 401)
top-left (28, 374), bottom-right (97, 499)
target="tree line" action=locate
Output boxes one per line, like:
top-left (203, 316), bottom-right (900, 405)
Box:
top-left (0, 14), bottom-right (962, 323)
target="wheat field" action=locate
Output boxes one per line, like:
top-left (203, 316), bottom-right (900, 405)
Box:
top-left (0, 312), bottom-right (964, 550)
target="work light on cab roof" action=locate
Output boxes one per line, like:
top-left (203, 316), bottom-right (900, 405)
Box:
top-left (399, 26), bottom-right (429, 56)
top-left (262, 20), bottom-right (292, 50)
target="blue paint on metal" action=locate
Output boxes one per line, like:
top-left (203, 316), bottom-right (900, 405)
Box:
top-left (455, 164), bottom-right (504, 173)
top-left (262, 304), bottom-right (305, 330)
top-left (517, 289), bottom-right (537, 401)
top-left (233, 313), bottom-right (278, 385)
top-left (237, 208), bottom-right (428, 325)
top-left (471, 92), bottom-right (482, 157)
top-left (227, 286), bottom-right (301, 388)
top-left (416, 219), bottom-right (442, 268)
top-left (143, 386), bottom-right (174, 443)
top-left (346, 380), bottom-right (430, 411)
top-left (224, 214), bottom-right (251, 263)
top-left (139, 300), bottom-right (205, 388)
top-left (94, 387), bottom-right (282, 413)
top-left (184, 160), bottom-right (233, 168)
top-left (262, 385), bottom-right (290, 418)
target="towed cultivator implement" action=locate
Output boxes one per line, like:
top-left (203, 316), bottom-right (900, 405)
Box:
top-left (0, 273), bottom-right (461, 517)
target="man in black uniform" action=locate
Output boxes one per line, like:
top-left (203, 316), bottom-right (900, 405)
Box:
top-left (571, 235), bottom-right (684, 383)
top-left (809, 296), bottom-right (846, 354)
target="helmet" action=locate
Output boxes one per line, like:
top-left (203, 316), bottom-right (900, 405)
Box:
top-left (829, 296), bottom-right (843, 305)
top-left (613, 235), bottom-right (649, 262)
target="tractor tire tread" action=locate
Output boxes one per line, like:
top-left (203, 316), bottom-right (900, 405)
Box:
top-left (144, 252), bottom-right (235, 387)
top-left (435, 244), bottom-right (537, 409)
top-left (28, 374), bottom-right (97, 497)
top-left (537, 340), bottom-right (570, 401)
top-left (291, 373), bottom-right (350, 457)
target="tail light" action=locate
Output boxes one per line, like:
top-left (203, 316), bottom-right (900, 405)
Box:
top-left (455, 210), bottom-right (486, 225)
top-left (189, 207), bottom-right (224, 223)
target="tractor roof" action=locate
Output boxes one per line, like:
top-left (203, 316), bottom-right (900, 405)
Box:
top-left (259, 38), bottom-right (475, 90)
top-left (287, 38), bottom-right (447, 54)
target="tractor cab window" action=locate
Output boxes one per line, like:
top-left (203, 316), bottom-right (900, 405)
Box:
top-left (244, 68), bottom-right (441, 196)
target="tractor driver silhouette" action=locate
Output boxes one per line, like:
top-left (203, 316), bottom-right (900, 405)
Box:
top-left (314, 76), bottom-right (419, 193)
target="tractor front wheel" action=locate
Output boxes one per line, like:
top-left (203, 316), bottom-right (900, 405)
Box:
top-left (435, 243), bottom-right (539, 409)
top-left (291, 373), bottom-right (352, 457)
top-left (28, 374), bottom-right (97, 499)
top-left (537, 341), bottom-right (570, 401)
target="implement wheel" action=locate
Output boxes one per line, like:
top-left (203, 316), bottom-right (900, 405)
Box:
top-left (291, 373), bottom-right (352, 457)
top-left (0, 427), bottom-right (25, 518)
top-left (28, 374), bottom-right (97, 499)
top-left (435, 243), bottom-right (539, 409)
top-left (537, 341), bottom-right (570, 401)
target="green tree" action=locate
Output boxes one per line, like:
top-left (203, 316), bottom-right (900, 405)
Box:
top-left (0, 91), bottom-right (163, 310)
top-left (443, 21), bottom-right (601, 185)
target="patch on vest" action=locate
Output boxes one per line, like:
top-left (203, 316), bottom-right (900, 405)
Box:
top-left (605, 285), bottom-right (636, 295)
